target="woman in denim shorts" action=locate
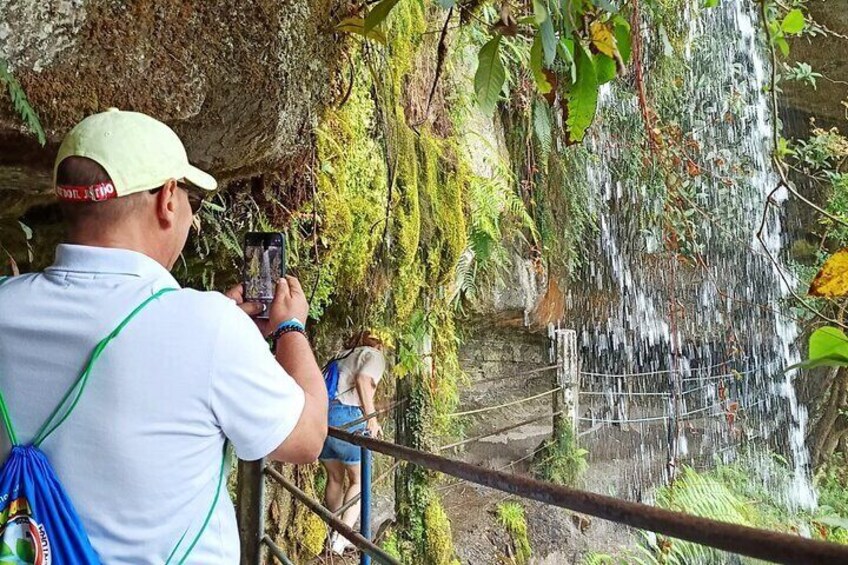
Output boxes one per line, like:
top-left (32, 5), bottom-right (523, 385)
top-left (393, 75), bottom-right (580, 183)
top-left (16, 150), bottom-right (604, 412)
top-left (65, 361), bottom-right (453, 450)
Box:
top-left (319, 330), bottom-right (386, 554)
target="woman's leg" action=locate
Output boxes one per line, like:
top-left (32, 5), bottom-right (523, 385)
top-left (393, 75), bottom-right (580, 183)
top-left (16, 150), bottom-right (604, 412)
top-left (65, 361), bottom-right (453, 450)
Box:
top-left (340, 463), bottom-right (362, 529)
top-left (322, 459), bottom-right (347, 512)
top-left (331, 463), bottom-right (362, 554)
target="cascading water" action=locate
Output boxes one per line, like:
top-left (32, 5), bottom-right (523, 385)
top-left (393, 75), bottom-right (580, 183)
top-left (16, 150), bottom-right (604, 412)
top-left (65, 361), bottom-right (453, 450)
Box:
top-left (565, 0), bottom-right (816, 513)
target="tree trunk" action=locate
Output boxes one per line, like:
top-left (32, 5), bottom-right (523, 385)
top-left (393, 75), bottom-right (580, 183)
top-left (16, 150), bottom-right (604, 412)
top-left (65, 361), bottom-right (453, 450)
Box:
top-left (808, 367), bottom-right (848, 468)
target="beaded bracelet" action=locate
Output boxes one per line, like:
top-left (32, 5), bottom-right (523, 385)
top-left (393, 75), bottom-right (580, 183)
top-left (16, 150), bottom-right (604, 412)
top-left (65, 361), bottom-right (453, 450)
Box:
top-left (270, 319), bottom-right (307, 343)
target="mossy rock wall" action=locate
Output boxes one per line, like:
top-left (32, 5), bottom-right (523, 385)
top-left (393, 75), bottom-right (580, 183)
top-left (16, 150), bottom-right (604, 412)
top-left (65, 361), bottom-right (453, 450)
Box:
top-left (0, 0), bottom-right (347, 196)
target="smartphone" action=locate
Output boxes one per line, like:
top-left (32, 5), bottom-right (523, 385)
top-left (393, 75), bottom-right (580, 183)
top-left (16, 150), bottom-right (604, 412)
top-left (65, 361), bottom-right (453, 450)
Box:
top-left (243, 232), bottom-right (286, 319)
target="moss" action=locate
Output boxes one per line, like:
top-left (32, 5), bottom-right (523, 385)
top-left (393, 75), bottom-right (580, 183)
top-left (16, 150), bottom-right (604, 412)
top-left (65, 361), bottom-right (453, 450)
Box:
top-left (424, 498), bottom-right (456, 565)
top-left (285, 465), bottom-right (329, 560)
top-left (496, 501), bottom-right (532, 564)
top-left (382, 530), bottom-right (403, 558)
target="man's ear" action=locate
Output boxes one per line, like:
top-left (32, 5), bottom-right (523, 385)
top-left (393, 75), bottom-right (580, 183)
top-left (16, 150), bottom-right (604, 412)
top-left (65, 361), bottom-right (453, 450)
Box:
top-left (155, 179), bottom-right (179, 226)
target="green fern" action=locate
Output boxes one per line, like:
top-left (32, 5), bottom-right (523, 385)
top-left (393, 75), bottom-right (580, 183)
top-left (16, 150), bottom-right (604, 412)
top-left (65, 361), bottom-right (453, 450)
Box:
top-left (651, 466), bottom-right (772, 564)
top-left (533, 99), bottom-right (553, 165)
top-left (0, 59), bottom-right (46, 146)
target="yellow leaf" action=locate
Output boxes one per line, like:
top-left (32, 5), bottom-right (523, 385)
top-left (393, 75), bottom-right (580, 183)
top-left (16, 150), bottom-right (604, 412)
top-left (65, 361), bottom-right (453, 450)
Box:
top-left (590, 21), bottom-right (617, 59)
top-left (809, 247), bottom-right (848, 297)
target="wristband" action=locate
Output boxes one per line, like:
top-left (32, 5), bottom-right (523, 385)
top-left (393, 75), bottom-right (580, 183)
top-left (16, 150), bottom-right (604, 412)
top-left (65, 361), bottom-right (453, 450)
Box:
top-left (270, 319), bottom-right (307, 342)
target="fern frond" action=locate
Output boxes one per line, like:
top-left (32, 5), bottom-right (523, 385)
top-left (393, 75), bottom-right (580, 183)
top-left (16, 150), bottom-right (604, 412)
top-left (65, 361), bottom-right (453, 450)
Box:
top-left (533, 99), bottom-right (552, 164)
top-left (0, 59), bottom-right (46, 146)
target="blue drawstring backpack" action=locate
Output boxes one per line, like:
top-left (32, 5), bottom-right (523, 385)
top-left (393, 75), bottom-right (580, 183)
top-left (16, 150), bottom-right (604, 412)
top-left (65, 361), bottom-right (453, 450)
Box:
top-left (0, 284), bottom-right (226, 564)
top-left (323, 360), bottom-right (341, 401)
top-left (323, 347), bottom-right (359, 402)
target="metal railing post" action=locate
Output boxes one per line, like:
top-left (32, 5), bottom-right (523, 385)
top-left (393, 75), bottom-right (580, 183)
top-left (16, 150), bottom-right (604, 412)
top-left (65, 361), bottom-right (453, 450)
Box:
top-left (236, 459), bottom-right (265, 565)
top-left (360, 435), bottom-right (373, 565)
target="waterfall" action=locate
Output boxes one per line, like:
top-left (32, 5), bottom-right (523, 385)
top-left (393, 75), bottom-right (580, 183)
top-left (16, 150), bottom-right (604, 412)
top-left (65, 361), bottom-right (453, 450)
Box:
top-left (569, 0), bottom-right (815, 510)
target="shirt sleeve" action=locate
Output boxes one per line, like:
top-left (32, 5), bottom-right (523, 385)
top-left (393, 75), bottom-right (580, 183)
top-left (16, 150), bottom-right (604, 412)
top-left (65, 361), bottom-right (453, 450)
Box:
top-left (209, 301), bottom-right (305, 461)
top-left (357, 348), bottom-right (386, 385)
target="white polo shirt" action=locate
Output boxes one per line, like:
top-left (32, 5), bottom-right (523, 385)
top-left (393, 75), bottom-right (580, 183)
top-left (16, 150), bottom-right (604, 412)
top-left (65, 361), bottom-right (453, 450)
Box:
top-left (0, 244), bottom-right (305, 563)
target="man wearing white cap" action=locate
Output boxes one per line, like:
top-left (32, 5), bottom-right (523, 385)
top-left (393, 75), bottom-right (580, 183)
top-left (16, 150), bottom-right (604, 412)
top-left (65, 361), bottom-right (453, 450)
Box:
top-left (0, 109), bottom-right (328, 562)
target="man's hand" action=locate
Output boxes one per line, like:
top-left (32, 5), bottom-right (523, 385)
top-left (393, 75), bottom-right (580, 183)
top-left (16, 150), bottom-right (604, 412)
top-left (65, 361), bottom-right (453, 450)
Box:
top-left (226, 277), bottom-right (309, 337)
top-left (224, 284), bottom-right (264, 317)
top-left (267, 276), bottom-right (309, 336)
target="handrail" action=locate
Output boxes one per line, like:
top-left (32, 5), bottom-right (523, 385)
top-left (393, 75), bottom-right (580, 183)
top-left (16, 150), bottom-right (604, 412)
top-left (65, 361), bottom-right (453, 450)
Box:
top-left (328, 426), bottom-right (848, 564)
top-left (262, 535), bottom-right (295, 565)
top-left (264, 465), bottom-right (400, 565)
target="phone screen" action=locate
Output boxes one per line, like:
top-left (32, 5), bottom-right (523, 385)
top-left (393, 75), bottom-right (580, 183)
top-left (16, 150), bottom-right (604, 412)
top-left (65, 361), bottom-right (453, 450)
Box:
top-left (243, 232), bottom-right (286, 319)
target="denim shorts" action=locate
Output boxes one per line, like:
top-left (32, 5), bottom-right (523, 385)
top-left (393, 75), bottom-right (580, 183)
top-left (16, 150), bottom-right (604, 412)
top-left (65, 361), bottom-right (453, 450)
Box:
top-left (319, 402), bottom-right (366, 465)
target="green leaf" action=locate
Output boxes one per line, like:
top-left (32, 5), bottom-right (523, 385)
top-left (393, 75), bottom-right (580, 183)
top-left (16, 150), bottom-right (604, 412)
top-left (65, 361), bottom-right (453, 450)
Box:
top-left (703, 0), bottom-right (719, 7)
top-left (365, 0), bottom-right (402, 33)
top-left (530, 35), bottom-right (553, 94)
top-left (558, 37), bottom-right (576, 83)
top-left (540, 15), bottom-right (557, 66)
top-left (475, 35), bottom-right (506, 115)
top-left (612, 16), bottom-right (631, 64)
top-left (776, 36), bottom-right (790, 57)
top-left (566, 41), bottom-right (599, 142)
top-left (533, 0), bottom-right (549, 23)
top-left (819, 515), bottom-right (848, 530)
top-left (787, 326), bottom-right (848, 371)
top-left (781, 8), bottom-right (805, 35)
top-left (595, 54), bottom-right (616, 84)
top-left (336, 17), bottom-right (387, 44)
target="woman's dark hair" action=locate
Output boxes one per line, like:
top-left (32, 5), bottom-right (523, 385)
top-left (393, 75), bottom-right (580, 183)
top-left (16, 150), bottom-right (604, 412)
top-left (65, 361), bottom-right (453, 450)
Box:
top-left (343, 330), bottom-right (383, 350)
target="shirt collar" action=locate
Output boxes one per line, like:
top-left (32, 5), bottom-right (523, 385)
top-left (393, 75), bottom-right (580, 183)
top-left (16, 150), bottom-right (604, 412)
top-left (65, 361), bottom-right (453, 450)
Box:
top-left (47, 244), bottom-right (180, 287)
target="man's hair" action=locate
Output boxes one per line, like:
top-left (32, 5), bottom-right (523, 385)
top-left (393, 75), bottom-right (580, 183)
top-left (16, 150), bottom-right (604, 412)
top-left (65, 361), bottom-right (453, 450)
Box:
top-left (57, 157), bottom-right (149, 234)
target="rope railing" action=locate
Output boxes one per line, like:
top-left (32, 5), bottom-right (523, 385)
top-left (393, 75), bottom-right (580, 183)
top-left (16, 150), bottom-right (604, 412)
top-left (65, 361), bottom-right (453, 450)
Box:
top-left (468, 364), bottom-right (559, 386)
top-left (580, 361), bottom-right (780, 382)
top-left (579, 390), bottom-right (670, 397)
top-left (447, 386), bottom-right (562, 418)
top-left (577, 414), bottom-right (669, 424)
top-left (438, 411), bottom-right (563, 452)
top-left (328, 426), bottom-right (848, 564)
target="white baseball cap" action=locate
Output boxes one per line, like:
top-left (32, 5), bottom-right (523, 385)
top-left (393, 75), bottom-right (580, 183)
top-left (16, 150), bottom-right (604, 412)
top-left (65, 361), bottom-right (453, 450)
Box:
top-left (54, 108), bottom-right (217, 202)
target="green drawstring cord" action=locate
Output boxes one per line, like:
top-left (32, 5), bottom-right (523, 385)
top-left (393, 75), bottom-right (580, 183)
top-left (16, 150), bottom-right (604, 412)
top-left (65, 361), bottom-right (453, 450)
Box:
top-left (0, 284), bottom-right (224, 561)
top-left (32, 288), bottom-right (177, 447)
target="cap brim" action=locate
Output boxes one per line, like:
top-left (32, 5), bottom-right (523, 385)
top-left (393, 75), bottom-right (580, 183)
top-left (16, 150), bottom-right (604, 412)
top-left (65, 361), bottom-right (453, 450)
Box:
top-left (183, 164), bottom-right (218, 192)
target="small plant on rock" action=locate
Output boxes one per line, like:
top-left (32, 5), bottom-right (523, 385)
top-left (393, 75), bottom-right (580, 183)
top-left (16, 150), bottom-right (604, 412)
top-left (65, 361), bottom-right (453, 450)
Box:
top-left (496, 501), bottom-right (532, 565)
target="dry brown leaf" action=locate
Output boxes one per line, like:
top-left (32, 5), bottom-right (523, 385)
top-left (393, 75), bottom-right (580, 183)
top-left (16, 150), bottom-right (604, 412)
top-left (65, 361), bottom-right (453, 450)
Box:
top-left (809, 247), bottom-right (848, 297)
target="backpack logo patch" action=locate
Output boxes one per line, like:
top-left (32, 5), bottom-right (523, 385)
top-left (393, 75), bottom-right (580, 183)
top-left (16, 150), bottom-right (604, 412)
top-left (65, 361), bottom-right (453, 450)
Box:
top-left (0, 498), bottom-right (50, 565)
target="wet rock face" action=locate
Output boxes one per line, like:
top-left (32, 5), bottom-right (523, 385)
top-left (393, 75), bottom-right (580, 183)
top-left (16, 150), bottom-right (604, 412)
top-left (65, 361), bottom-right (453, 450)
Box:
top-left (782, 0), bottom-right (848, 130)
top-left (0, 0), bottom-right (345, 194)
